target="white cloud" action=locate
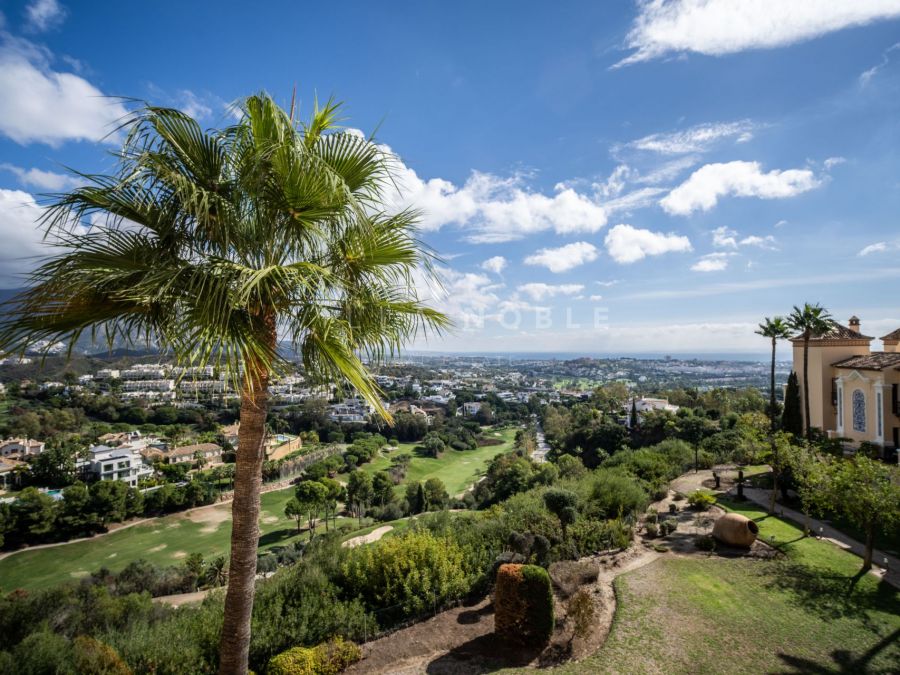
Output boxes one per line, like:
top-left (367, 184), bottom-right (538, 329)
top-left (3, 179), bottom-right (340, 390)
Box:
top-left (711, 226), bottom-right (738, 249)
top-left (178, 90), bottom-right (213, 120)
top-left (739, 234), bottom-right (777, 249)
top-left (0, 188), bottom-right (55, 284)
top-left (24, 0), bottom-right (66, 32)
top-left (604, 223), bottom-right (692, 264)
top-left (661, 161), bottom-right (821, 215)
top-left (711, 227), bottom-right (778, 250)
top-left (413, 265), bottom-right (503, 329)
top-left (0, 163), bottom-right (78, 190)
top-left (595, 279), bottom-right (621, 287)
top-left (627, 120), bottom-right (757, 154)
top-left (616, 0), bottom-right (900, 67)
top-left (621, 268), bottom-right (900, 301)
top-left (589, 294), bottom-right (604, 301)
top-left (480, 255), bottom-right (507, 275)
top-left (633, 156), bottom-right (700, 184)
top-left (517, 283), bottom-right (585, 301)
top-left (858, 241), bottom-right (900, 256)
top-left (774, 219), bottom-right (788, 228)
top-left (691, 252), bottom-right (732, 272)
top-left (0, 34), bottom-right (128, 146)
top-left (384, 162), bottom-right (608, 243)
top-left (594, 164), bottom-right (635, 198)
top-left (524, 241), bottom-right (599, 273)
top-left (859, 42), bottom-right (900, 85)
top-left (823, 156), bottom-right (846, 169)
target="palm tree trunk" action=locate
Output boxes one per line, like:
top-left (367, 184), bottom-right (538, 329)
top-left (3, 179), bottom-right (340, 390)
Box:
top-left (769, 337), bottom-right (777, 432)
top-left (802, 337), bottom-right (812, 439)
top-left (218, 316), bottom-right (275, 675)
top-left (769, 336), bottom-right (778, 515)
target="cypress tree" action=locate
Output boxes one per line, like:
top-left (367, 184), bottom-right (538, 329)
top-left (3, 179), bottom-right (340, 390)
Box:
top-left (782, 371), bottom-right (803, 437)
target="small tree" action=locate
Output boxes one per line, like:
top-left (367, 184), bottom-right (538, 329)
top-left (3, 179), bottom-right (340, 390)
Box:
top-left (422, 432), bottom-right (445, 458)
top-left (423, 477), bottom-right (449, 510)
top-left (317, 477), bottom-right (344, 531)
top-left (781, 372), bottom-right (803, 438)
top-left (543, 488), bottom-right (578, 540)
top-left (372, 471), bottom-right (395, 506)
top-left (295, 481), bottom-right (328, 537)
top-left (284, 497), bottom-right (305, 533)
top-left (184, 552), bottom-right (205, 590)
top-left (822, 455), bottom-right (900, 571)
top-left (346, 470), bottom-right (373, 526)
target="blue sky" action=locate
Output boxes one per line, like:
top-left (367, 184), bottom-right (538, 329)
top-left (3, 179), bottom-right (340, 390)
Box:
top-left (1, 0), bottom-right (899, 354)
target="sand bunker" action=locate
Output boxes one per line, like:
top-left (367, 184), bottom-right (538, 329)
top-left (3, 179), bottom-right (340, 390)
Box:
top-left (343, 526), bottom-right (393, 548)
top-left (184, 506), bottom-right (232, 533)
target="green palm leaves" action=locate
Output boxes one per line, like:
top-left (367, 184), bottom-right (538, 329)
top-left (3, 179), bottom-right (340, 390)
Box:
top-left (0, 93), bottom-right (449, 419)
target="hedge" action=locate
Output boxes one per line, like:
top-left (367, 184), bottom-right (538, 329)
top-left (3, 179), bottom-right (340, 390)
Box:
top-left (494, 563), bottom-right (554, 646)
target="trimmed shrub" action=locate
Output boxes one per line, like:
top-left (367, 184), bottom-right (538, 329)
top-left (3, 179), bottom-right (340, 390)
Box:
top-left (644, 522), bottom-right (659, 538)
top-left (494, 563), bottom-right (554, 646)
top-left (267, 637), bottom-right (361, 675)
top-left (687, 490), bottom-right (716, 511)
top-left (660, 518), bottom-right (678, 535)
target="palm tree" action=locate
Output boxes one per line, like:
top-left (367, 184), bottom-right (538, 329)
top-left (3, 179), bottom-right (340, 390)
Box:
top-left (756, 316), bottom-right (791, 513)
top-left (0, 93), bottom-right (448, 674)
top-left (755, 317), bottom-right (792, 433)
top-left (787, 303), bottom-right (835, 440)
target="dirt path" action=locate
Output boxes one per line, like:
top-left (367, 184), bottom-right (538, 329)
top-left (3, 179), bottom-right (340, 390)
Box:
top-left (343, 526), bottom-right (394, 548)
top-left (151, 589), bottom-right (213, 607)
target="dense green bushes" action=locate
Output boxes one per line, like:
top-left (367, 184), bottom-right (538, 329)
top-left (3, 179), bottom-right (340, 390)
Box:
top-left (586, 469), bottom-right (649, 519)
top-left (341, 530), bottom-right (468, 616)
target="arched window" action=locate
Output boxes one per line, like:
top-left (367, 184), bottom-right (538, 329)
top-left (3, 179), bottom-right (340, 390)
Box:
top-left (852, 389), bottom-right (866, 433)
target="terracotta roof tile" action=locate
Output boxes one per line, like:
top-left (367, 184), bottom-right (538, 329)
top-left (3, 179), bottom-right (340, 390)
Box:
top-left (880, 328), bottom-right (900, 342)
top-left (831, 352), bottom-right (900, 371)
top-left (790, 322), bottom-right (873, 342)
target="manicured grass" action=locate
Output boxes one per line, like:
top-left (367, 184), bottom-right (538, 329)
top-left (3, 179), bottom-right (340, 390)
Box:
top-left (356, 426), bottom-right (517, 496)
top-left (744, 468), bottom-right (900, 557)
top-left (548, 500), bottom-right (900, 674)
top-left (0, 485), bottom-right (356, 592)
top-left (0, 429), bottom-right (516, 592)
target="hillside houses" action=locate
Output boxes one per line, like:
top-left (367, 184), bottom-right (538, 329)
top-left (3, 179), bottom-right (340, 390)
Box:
top-left (0, 438), bottom-right (46, 458)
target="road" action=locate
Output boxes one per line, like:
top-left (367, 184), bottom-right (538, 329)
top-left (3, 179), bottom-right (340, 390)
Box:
top-left (532, 425), bottom-right (550, 463)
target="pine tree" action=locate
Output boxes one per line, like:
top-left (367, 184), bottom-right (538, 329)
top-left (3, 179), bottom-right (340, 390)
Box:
top-left (782, 372), bottom-right (803, 437)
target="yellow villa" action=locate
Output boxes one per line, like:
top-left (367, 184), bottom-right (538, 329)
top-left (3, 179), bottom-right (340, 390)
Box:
top-left (791, 316), bottom-right (900, 452)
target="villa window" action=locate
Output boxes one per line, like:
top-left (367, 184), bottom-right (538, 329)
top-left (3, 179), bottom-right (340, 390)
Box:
top-left (852, 389), bottom-right (866, 433)
top-left (837, 384), bottom-right (843, 427)
top-left (876, 391), bottom-right (883, 437)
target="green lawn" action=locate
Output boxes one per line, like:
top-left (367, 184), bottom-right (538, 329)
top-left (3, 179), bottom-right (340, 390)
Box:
top-left (745, 468), bottom-right (900, 557)
top-left (0, 485), bottom-right (356, 592)
top-left (547, 499), bottom-right (900, 674)
top-left (356, 426), bottom-right (517, 496)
